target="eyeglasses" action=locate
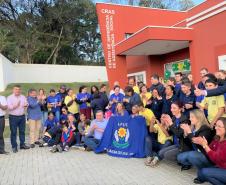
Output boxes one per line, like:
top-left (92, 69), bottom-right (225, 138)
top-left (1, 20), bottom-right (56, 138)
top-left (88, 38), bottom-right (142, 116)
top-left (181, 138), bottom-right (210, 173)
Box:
top-left (215, 125), bottom-right (225, 129)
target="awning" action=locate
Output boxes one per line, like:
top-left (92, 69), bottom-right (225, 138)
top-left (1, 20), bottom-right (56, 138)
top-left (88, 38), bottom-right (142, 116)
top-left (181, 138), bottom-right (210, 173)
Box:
top-left (115, 26), bottom-right (193, 56)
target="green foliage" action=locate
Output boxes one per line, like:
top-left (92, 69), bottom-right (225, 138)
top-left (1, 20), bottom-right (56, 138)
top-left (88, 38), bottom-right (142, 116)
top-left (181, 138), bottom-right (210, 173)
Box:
top-left (0, 0), bottom-right (104, 65)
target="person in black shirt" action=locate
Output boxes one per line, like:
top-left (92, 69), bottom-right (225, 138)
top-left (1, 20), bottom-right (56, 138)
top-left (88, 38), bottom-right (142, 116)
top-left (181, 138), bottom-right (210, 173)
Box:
top-left (146, 88), bottom-right (163, 121)
top-left (162, 85), bottom-right (177, 117)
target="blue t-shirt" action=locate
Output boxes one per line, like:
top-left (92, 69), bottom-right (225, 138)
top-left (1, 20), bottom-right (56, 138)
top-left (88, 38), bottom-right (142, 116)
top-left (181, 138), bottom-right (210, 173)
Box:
top-left (60, 114), bottom-right (68, 122)
top-left (44, 118), bottom-right (58, 130)
top-left (77, 93), bottom-right (91, 109)
top-left (47, 95), bottom-right (61, 112)
top-left (109, 93), bottom-right (125, 114)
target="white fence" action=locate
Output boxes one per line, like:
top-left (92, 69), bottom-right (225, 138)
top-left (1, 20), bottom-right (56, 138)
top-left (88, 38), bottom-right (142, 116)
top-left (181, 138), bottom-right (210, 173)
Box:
top-left (0, 54), bottom-right (108, 92)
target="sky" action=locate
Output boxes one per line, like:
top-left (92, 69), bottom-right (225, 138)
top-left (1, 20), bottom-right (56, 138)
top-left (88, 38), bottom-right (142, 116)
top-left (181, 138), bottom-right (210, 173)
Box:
top-left (94, 0), bottom-right (206, 6)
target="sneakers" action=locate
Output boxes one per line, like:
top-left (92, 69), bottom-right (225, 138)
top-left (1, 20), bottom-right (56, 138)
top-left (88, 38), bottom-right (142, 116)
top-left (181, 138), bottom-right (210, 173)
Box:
top-left (30, 144), bottom-right (35, 148)
top-left (50, 145), bottom-right (57, 153)
top-left (64, 145), bottom-right (69, 152)
top-left (56, 145), bottom-right (63, 153)
top-left (145, 156), bottom-right (154, 166)
top-left (149, 156), bottom-right (160, 167)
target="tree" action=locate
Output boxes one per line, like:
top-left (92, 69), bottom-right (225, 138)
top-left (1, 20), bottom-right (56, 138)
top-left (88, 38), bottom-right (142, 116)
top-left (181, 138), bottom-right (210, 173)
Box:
top-left (0, 0), bottom-right (104, 65)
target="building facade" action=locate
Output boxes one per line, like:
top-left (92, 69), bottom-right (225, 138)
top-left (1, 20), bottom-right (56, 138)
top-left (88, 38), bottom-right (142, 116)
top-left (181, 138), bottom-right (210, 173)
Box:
top-left (96, 0), bottom-right (226, 89)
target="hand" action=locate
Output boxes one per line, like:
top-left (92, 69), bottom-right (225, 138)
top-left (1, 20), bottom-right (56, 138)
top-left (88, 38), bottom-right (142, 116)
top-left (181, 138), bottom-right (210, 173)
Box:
top-left (92, 124), bottom-right (98, 130)
top-left (180, 124), bottom-right (191, 133)
top-left (194, 85), bottom-right (205, 97)
top-left (185, 104), bottom-right (193, 109)
top-left (164, 115), bottom-right (173, 126)
top-left (192, 136), bottom-right (208, 146)
top-left (123, 98), bottom-right (129, 103)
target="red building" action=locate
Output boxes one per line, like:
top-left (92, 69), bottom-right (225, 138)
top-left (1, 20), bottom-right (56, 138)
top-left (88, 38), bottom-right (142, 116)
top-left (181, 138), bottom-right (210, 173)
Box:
top-left (96, 0), bottom-right (226, 89)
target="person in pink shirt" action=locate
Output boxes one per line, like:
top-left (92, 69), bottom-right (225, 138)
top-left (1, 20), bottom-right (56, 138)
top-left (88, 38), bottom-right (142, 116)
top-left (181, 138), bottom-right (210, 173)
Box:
top-left (7, 85), bottom-right (30, 153)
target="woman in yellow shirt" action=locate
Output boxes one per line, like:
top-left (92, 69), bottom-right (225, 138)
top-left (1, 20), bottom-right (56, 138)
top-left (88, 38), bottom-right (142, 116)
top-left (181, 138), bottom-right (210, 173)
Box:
top-left (140, 85), bottom-right (152, 107)
top-left (64, 89), bottom-right (79, 120)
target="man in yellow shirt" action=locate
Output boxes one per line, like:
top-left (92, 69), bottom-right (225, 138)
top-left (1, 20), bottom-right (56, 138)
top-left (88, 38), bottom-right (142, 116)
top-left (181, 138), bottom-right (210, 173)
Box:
top-left (64, 89), bottom-right (79, 120)
top-left (200, 79), bottom-right (226, 127)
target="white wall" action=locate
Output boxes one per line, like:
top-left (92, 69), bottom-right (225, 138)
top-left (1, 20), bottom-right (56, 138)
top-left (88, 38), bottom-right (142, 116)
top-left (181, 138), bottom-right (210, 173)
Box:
top-left (0, 54), bottom-right (108, 92)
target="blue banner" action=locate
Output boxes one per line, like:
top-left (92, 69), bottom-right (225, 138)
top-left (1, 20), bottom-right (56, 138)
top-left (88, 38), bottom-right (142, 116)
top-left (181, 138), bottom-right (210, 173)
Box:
top-left (95, 115), bottom-right (147, 158)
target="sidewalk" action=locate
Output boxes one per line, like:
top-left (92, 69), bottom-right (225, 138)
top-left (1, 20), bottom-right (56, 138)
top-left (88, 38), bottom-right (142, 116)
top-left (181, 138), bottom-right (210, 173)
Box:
top-left (0, 139), bottom-right (210, 185)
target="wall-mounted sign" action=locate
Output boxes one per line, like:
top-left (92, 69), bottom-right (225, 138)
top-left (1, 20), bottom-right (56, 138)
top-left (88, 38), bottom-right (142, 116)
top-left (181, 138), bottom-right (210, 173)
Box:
top-left (164, 59), bottom-right (191, 79)
top-left (218, 55), bottom-right (226, 70)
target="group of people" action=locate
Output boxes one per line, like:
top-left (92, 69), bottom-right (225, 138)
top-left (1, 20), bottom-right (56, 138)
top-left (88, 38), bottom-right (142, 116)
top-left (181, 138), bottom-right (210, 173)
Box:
top-left (0, 67), bottom-right (226, 185)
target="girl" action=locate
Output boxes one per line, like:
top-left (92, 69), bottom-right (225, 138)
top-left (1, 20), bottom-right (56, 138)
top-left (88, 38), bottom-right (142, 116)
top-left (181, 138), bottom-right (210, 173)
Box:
top-left (77, 86), bottom-right (92, 120)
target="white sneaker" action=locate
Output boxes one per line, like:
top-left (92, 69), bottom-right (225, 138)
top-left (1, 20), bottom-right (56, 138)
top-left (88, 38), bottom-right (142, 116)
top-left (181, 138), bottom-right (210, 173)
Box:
top-left (150, 157), bottom-right (160, 167)
top-left (145, 156), bottom-right (154, 166)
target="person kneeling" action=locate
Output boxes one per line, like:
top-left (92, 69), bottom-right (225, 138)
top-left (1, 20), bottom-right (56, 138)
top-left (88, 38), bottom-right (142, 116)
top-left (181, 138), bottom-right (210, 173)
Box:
top-left (84, 111), bottom-right (107, 151)
top-left (145, 114), bottom-right (172, 167)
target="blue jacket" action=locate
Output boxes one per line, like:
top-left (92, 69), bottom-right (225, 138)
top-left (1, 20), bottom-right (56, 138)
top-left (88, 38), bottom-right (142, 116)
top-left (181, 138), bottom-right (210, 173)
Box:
top-left (27, 96), bottom-right (42, 120)
top-left (124, 93), bottom-right (141, 114)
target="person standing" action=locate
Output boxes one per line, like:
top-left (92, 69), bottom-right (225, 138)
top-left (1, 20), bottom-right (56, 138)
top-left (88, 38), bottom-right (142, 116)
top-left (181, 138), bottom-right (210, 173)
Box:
top-left (27, 89), bottom-right (42, 148)
top-left (0, 95), bottom-right (9, 154)
top-left (7, 85), bottom-right (30, 153)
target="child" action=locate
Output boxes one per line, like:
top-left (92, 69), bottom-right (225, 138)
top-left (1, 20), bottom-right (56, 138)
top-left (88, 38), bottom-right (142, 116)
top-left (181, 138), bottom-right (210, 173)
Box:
top-left (145, 114), bottom-right (172, 167)
top-left (46, 89), bottom-right (62, 121)
top-left (78, 113), bottom-right (90, 143)
top-left (59, 125), bottom-right (75, 152)
top-left (179, 81), bottom-right (196, 117)
top-left (200, 78), bottom-right (226, 127)
top-left (43, 112), bottom-right (58, 134)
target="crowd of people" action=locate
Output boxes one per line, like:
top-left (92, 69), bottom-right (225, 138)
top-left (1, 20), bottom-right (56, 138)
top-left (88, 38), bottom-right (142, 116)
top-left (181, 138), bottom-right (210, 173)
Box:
top-left (0, 67), bottom-right (226, 185)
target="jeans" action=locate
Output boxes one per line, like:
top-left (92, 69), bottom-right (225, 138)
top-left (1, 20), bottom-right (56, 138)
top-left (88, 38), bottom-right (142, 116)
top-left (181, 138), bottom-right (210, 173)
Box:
top-left (9, 115), bottom-right (26, 149)
top-left (0, 116), bottom-right (5, 152)
top-left (158, 144), bottom-right (179, 161)
top-left (177, 151), bottom-right (213, 169)
top-left (41, 111), bottom-right (48, 126)
top-left (145, 134), bottom-right (172, 157)
top-left (84, 136), bottom-right (100, 150)
top-left (198, 167), bottom-right (226, 185)
top-left (55, 111), bottom-right (60, 122)
top-left (74, 132), bottom-right (81, 144)
top-left (43, 134), bottom-right (61, 147)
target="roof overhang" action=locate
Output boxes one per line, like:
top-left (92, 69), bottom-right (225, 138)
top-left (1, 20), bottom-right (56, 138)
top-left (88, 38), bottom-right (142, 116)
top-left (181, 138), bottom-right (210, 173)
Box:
top-left (115, 26), bottom-right (193, 56)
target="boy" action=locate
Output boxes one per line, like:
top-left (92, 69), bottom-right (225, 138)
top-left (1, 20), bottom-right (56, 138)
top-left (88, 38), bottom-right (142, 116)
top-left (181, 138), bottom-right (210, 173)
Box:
top-left (200, 79), bottom-right (226, 127)
top-left (179, 81), bottom-right (196, 117)
top-left (47, 89), bottom-right (62, 121)
top-left (59, 125), bottom-right (75, 152)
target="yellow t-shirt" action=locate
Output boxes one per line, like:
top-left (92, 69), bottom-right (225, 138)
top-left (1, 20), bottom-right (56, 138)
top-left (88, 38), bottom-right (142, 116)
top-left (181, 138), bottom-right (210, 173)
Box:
top-left (200, 95), bottom-right (226, 123)
top-left (154, 124), bottom-right (172, 144)
top-left (64, 95), bottom-right (79, 114)
top-left (140, 92), bottom-right (152, 107)
top-left (139, 108), bottom-right (155, 126)
top-left (133, 86), bottom-right (140, 94)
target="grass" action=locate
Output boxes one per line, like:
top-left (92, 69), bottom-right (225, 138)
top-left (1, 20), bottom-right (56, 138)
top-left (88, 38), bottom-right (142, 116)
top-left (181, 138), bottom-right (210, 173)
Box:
top-left (0, 82), bottom-right (109, 96)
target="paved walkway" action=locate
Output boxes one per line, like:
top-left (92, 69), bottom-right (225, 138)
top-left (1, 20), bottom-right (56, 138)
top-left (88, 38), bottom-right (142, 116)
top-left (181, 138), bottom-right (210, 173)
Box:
top-left (0, 139), bottom-right (210, 185)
